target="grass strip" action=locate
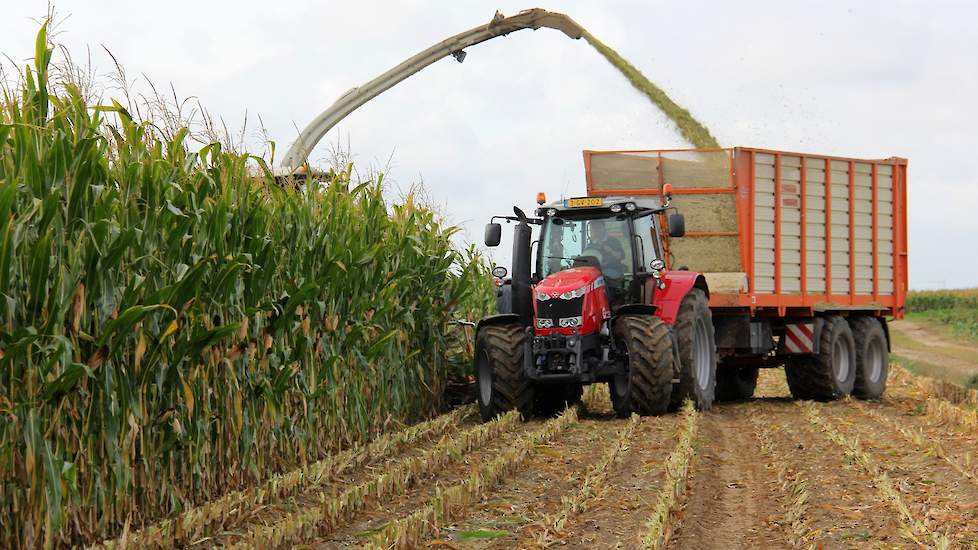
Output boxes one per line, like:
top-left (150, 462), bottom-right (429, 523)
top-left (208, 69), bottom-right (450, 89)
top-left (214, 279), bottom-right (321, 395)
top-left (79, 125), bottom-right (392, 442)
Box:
top-left (227, 409), bottom-right (520, 549)
top-left (365, 407), bottom-right (580, 549)
top-left (641, 401), bottom-right (699, 549)
top-left (93, 405), bottom-right (473, 549)
top-left (800, 402), bottom-right (950, 549)
top-left (749, 416), bottom-right (815, 549)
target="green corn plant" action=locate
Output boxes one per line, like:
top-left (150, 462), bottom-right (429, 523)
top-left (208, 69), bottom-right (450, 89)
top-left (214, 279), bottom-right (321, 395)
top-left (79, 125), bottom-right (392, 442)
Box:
top-left (0, 26), bottom-right (492, 548)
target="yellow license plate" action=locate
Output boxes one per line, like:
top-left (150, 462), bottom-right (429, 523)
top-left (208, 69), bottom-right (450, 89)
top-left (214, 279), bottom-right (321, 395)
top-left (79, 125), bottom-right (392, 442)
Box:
top-left (565, 197), bottom-right (603, 208)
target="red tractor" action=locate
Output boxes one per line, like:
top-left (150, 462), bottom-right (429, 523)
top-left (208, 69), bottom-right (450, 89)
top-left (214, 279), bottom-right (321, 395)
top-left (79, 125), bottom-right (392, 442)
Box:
top-left (476, 189), bottom-right (716, 420)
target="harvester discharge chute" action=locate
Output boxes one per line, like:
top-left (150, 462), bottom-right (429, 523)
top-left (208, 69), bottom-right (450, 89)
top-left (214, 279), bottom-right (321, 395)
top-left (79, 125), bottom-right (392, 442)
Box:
top-left (278, 9), bottom-right (583, 171)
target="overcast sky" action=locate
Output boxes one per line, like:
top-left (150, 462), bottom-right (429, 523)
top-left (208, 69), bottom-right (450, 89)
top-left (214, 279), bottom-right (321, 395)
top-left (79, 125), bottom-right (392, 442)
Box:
top-left (3, 1), bottom-right (976, 289)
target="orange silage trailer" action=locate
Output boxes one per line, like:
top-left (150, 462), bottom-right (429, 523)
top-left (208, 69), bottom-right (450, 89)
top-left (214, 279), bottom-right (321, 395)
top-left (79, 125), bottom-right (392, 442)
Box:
top-left (582, 147), bottom-right (908, 400)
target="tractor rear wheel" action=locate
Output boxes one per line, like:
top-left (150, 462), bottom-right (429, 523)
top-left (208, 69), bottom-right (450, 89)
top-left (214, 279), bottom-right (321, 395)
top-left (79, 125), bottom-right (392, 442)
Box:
top-left (715, 366), bottom-right (759, 402)
top-left (608, 315), bottom-right (674, 417)
top-left (475, 323), bottom-right (534, 421)
top-left (669, 289), bottom-right (717, 411)
top-left (785, 316), bottom-right (856, 401)
top-left (850, 317), bottom-right (889, 400)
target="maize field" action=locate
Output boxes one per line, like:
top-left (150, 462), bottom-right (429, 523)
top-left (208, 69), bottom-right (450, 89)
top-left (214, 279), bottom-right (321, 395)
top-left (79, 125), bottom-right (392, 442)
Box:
top-left (5, 23), bottom-right (978, 550)
top-left (0, 26), bottom-right (492, 548)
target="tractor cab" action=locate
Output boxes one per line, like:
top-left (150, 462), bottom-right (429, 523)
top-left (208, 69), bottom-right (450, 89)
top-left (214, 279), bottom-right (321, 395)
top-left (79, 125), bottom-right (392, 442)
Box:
top-left (534, 195), bottom-right (684, 311)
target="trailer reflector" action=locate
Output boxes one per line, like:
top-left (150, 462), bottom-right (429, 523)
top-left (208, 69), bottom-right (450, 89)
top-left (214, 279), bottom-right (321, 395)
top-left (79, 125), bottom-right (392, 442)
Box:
top-left (784, 323), bottom-right (814, 353)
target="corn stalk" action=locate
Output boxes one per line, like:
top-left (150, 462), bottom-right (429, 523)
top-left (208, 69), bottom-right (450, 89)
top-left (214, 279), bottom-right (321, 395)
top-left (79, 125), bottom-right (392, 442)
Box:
top-left (228, 409), bottom-right (520, 549)
top-left (749, 416), bottom-right (815, 549)
top-left (535, 414), bottom-right (640, 546)
top-left (800, 402), bottom-right (950, 549)
top-left (366, 407), bottom-right (580, 549)
top-left (0, 26), bottom-right (493, 548)
top-left (853, 402), bottom-right (977, 487)
top-left (924, 398), bottom-right (978, 432)
top-left (93, 404), bottom-right (473, 549)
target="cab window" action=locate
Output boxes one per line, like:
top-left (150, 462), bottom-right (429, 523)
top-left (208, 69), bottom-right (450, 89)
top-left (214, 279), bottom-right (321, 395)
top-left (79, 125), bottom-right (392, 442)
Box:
top-left (632, 213), bottom-right (659, 271)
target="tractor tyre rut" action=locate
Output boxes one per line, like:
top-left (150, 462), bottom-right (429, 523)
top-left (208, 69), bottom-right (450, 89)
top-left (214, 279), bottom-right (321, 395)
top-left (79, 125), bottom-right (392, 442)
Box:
top-left (667, 402), bottom-right (786, 550)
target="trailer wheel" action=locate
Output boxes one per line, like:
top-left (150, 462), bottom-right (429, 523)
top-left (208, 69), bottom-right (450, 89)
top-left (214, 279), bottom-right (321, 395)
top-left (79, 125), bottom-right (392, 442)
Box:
top-left (669, 288), bottom-right (717, 411)
top-left (715, 366), bottom-right (759, 402)
top-left (785, 316), bottom-right (856, 401)
top-left (475, 324), bottom-right (534, 421)
top-left (850, 317), bottom-right (889, 400)
top-left (534, 383), bottom-right (583, 416)
top-left (608, 315), bottom-right (674, 417)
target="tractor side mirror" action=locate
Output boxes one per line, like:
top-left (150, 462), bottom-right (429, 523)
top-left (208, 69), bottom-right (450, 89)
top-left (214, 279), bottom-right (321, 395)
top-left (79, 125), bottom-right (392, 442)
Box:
top-left (668, 213), bottom-right (686, 238)
top-left (484, 222), bottom-right (502, 247)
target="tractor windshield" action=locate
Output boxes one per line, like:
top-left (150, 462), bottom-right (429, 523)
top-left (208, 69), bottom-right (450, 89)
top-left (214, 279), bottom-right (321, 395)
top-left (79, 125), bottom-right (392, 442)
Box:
top-left (540, 214), bottom-right (633, 280)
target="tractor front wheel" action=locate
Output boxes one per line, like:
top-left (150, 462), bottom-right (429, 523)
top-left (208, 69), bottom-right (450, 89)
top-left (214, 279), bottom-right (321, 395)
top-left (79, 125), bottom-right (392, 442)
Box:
top-left (608, 315), bottom-right (674, 417)
top-left (475, 324), bottom-right (534, 421)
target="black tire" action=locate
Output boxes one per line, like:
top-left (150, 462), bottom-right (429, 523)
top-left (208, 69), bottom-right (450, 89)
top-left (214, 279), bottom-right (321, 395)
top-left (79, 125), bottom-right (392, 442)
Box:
top-left (475, 324), bottom-right (534, 421)
top-left (608, 315), bottom-right (674, 417)
top-left (669, 289), bottom-right (717, 411)
top-left (534, 383), bottom-right (583, 416)
top-left (785, 316), bottom-right (856, 401)
top-left (715, 367), bottom-right (759, 402)
top-left (850, 317), bottom-right (889, 400)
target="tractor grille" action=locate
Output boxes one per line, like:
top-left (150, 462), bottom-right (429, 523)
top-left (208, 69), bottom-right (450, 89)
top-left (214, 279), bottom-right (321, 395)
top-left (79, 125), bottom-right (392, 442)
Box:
top-left (536, 296), bottom-right (584, 326)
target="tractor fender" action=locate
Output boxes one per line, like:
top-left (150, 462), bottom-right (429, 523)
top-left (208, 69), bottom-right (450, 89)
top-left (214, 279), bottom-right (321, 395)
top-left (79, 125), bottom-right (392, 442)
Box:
top-left (653, 271), bottom-right (709, 325)
top-left (476, 313), bottom-right (521, 333)
top-left (609, 303), bottom-right (659, 336)
top-left (611, 303), bottom-right (658, 320)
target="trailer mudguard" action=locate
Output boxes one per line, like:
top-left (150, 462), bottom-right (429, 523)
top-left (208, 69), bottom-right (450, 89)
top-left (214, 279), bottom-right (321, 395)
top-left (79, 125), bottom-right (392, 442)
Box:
top-left (652, 271), bottom-right (709, 324)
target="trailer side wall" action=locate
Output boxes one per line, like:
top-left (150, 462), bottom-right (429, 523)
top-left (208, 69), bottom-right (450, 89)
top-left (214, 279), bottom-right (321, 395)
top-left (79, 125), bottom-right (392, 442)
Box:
top-left (583, 147), bottom-right (908, 317)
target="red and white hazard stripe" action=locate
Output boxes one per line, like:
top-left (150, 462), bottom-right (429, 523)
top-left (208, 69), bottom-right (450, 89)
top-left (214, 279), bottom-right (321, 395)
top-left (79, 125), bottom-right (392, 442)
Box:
top-left (784, 323), bottom-right (814, 354)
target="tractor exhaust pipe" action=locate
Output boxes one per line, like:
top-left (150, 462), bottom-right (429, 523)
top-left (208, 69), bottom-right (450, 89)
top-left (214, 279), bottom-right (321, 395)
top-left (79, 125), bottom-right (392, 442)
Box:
top-left (511, 207), bottom-right (533, 326)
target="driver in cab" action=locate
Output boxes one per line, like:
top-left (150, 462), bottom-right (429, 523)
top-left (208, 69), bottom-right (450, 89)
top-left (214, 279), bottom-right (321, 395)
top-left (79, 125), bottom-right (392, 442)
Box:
top-left (583, 219), bottom-right (626, 276)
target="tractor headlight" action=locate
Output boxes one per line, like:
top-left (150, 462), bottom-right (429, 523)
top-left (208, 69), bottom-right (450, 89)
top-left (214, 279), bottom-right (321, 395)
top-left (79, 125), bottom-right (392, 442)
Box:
top-left (536, 318), bottom-right (555, 329)
top-left (559, 286), bottom-right (588, 300)
top-left (625, 202), bottom-right (636, 211)
top-left (559, 316), bottom-right (583, 328)
top-left (536, 292), bottom-right (552, 301)
top-left (610, 204), bottom-right (622, 213)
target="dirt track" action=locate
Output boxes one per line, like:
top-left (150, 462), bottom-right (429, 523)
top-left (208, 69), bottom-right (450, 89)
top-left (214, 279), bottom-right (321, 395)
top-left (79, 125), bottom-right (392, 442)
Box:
top-left (108, 356), bottom-right (978, 549)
